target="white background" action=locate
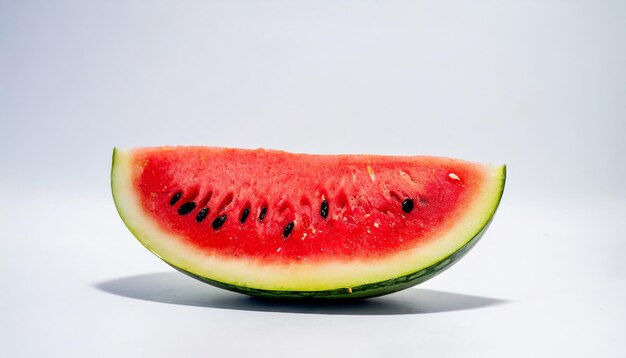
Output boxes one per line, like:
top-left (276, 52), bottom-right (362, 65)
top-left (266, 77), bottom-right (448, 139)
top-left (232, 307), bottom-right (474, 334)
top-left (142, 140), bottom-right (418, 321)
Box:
top-left (1, 1), bottom-right (625, 357)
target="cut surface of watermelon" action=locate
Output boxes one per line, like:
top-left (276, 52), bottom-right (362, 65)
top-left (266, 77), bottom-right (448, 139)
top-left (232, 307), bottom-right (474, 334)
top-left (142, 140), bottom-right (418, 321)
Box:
top-left (112, 146), bottom-right (505, 298)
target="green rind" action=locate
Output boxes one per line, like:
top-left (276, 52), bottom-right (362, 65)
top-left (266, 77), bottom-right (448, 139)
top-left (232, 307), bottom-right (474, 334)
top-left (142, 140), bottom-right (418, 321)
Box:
top-left (112, 148), bottom-right (506, 299)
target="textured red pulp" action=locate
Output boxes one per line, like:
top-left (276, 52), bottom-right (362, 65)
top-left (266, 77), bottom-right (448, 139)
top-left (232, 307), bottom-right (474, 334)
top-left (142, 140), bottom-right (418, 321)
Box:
top-left (132, 147), bottom-right (486, 263)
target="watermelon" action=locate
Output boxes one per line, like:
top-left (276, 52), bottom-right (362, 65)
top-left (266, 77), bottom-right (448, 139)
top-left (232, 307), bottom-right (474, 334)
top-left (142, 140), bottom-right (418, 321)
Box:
top-left (111, 146), bottom-right (505, 299)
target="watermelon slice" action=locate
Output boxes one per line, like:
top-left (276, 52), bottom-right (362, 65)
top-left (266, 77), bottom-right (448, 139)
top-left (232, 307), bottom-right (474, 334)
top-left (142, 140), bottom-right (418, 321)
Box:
top-left (111, 146), bottom-right (505, 299)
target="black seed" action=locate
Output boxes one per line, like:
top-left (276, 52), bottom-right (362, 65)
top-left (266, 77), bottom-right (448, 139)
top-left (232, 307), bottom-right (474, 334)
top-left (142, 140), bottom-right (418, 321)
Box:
top-left (195, 208), bottom-right (209, 222)
top-left (178, 202), bottom-right (196, 215)
top-left (402, 198), bottom-right (414, 213)
top-left (170, 192), bottom-right (182, 206)
top-left (320, 200), bottom-right (329, 219)
top-left (212, 215), bottom-right (227, 229)
top-left (259, 207), bottom-right (267, 222)
top-left (283, 222), bottom-right (294, 238)
top-left (240, 208), bottom-right (250, 224)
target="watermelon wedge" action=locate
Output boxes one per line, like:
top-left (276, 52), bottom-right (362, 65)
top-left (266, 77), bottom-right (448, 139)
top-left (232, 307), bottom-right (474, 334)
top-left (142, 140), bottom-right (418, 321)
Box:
top-left (111, 146), bottom-right (505, 299)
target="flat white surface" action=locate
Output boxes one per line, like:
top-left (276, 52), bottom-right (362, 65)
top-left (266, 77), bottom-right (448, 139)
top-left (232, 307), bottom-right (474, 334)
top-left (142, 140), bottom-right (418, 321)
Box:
top-left (1, 1), bottom-right (625, 357)
top-left (2, 194), bottom-right (625, 357)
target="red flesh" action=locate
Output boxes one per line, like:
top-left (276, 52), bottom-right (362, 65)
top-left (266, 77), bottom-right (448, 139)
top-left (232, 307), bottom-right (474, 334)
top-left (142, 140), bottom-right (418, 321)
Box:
top-left (132, 147), bottom-right (485, 263)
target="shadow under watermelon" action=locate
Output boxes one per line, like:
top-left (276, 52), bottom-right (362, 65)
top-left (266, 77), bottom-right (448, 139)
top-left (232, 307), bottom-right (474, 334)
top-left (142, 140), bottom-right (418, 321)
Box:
top-left (95, 272), bottom-right (509, 315)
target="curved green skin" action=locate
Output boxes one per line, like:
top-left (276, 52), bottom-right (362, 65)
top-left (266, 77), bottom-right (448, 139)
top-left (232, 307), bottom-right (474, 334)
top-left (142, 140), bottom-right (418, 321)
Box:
top-left (113, 149), bottom-right (506, 300)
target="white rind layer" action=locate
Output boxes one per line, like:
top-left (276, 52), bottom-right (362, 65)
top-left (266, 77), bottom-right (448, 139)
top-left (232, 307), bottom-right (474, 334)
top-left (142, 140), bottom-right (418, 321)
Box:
top-left (111, 148), bottom-right (505, 291)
